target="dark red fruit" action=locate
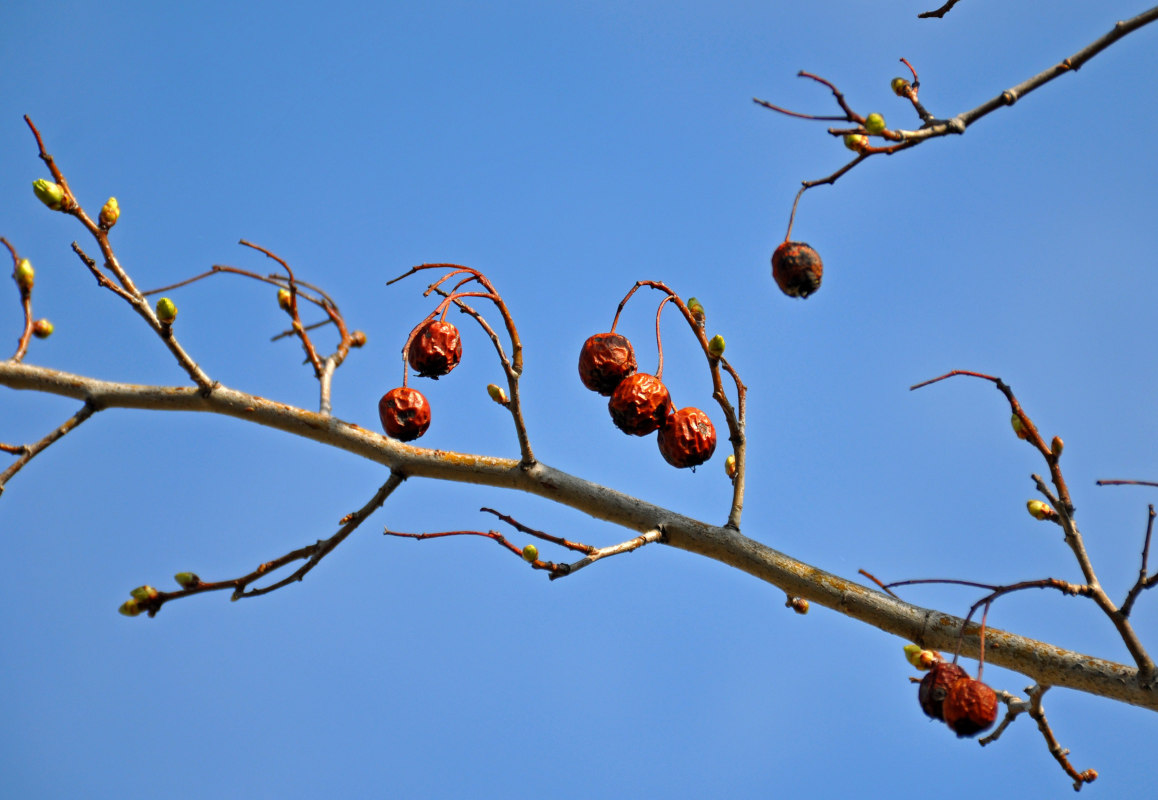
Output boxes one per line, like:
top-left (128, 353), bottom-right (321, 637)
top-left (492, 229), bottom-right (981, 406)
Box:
top-left (942, 677), bottom-right (998, 738)
top-left (918, 661), bottom-right (969, 721)
top-left (378, 387), bottom-right (431, 441)
top-left (579, 332), bottom-right (638, 395)
top-left (408, 320), bottom-right (462, 378)
top-left (771, 241), bottom-right (823, 299)
top-left (658, 407), bottom-right (717, 468)
top-left (608, 373), bottom-right (672, 436)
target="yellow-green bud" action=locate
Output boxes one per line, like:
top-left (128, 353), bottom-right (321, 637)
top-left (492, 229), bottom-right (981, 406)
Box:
top-left (277, 288), bottom-right (293, 311)
top-left (130, 585), bottom-right (159, 601)
top-left (32, 178), bottom-right (65, 210)
top-left (1027, 499), bottom-right (1054, 521)
top-left (487, 383), bottom-right (508, 405)
top-left (32, 319), bottom-right (54, 338)
top-left (687, 297), bottom-right (705, 322)
top-left (903, 644), bottom-right (939, 670)
top-left (1011, 414), bottom-right (1028, 440)
top-left (119, 598), bottom-right (142, 617)
top-left (708, 334), bottom-right (725, 358)
top-left (864, 113), bottom-right (886, 134)
top-left (99, 197), bottom-right (120, 230)
top-left (14, 259), bottom-right (34, 291)
top-left (155, 297), bottom-right (178, 323)
top-left (1051, 436), bottom-right (1064, 456)
top-left (174, 572), bottom-right (201, 589)
top-left (522, 544), bottom-right (539, 563)
top-left (891, 77), bottom-right (910, 96)
top-left (843, 133), bottom-right (869, 153)
top-left (724, 453), bottom-right (737, 479)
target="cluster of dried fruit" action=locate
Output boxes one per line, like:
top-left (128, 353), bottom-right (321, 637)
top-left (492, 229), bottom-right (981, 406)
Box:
top-left (578, 329), bottom-right (717, 469)
top-left (918, 660), bottom-right (998, 738)
top-left (378, 317), bottom-right (463, 441)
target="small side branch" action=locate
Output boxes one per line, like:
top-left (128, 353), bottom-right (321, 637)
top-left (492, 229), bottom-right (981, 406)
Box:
top-left (981, 685), bottom-right (1097, 790)
top-left (918, 0), bottom-right (964, 19)
top-left (0, 400), bottom-right (99, 496)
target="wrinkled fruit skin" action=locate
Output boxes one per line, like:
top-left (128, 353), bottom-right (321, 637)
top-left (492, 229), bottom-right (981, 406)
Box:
top-left (578, 332), bottom-right (637, 395)
top-left (658, 407), bottom-right (717, 468)
top-left (943, 677), bottom-right (998, 738)
top-left (408, 320), bottom-right (462, 378)
top-left (918, 661), bottom-right (969, 721)
top-left (772, 241), bottom-right (823, 299)
top-left (378, 387), bottom-right (432, 441)
top-left (609, 373), bottom-right (672, 436)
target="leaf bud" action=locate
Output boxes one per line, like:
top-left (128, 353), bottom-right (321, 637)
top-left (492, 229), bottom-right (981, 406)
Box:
top-left (1051, 436), bottom-right (1064, 456)
top-left (707, 334), bottom-right (725, 358)
top-left (787, 596), bottom-right (809, 614)
top-left (903, 644), bottom-right (940, 670)
top-left (1027, 499), bottom-right (1055, 521)
top-left (724, 453), bottom-right (737, 479)
top-left (14, 259), bottom-right (35, 291)
top-left (686, 297), bottom-right (705, 323)
top-left (155, 297), bottom-right (178, 324)
top-left (864, 113), bottom-right (886, 134)
top-left (843, 133), bottom-right (869, 153)
top-left (1011, 413), bottom-right (1027, 440)
top-left (487, 383), bottom-right (508, 405)
top-left (350, 330), bottom-right (367, 348)
top-left (32, 319), bottom-right (54, 338)
top-left (99, 197), bottom-right (120, 230)
top-left (130, 585), bottom-right (159, 601)
top-left (277, 288), bottom-right (293, 311)
top-left (32, 178), bottom-right (66, 210)
top-left (174, 572), bottom-right (201, 589)
top-left (522, 543), bottom-right (539, 563)
top-left (891, 77), bottom-right (910, 96)
top-left (118, 598), bottom-right (141, 617)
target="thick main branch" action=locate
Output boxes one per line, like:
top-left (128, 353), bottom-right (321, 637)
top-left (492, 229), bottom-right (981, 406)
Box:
top-left (1, 359), bottom-right (1154, 710)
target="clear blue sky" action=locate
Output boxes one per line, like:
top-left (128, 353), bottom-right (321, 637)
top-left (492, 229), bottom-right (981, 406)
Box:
top-left (3, 1), bottom-right (1157, 796)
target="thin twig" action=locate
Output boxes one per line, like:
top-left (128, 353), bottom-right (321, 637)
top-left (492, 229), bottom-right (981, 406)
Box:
top-left (3, 238), bottom-right (35, 362)
top-left (1121, 505), bottom-right (1157, 618)
top-left (918, 0), bottom-right (964, 19)
top-left (0, 400), bottom-right (99, 496)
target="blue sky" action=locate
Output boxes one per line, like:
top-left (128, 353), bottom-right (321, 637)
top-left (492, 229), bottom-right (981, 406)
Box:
top-left (3, 1), bottom-right (1157, 796)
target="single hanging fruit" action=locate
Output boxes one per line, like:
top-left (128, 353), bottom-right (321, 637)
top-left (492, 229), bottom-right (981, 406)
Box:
top-left (772, 241), bottom-right (823, 299)
top-left (408, 319), bottom-right (462, 378)
top-left (378, 387), bottom-right (432, 441)
top-left (658, 407), bottom-right (717, 468)
top-left (608, 373), bottom-right (671, 436)
top-left (578, 332), bottom-right (637, 395)
top-left (942, 677), bottom-right (998, 738)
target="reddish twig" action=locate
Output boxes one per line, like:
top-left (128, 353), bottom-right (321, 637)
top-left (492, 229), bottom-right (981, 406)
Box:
top-left (0, 400), bottom-right (99, 497)
top-left (3, 238), bottom-right (35, 362)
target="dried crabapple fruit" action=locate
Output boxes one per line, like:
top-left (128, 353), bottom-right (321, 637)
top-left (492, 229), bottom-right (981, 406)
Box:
top-left (658, 407), bottom-right (717, 468)
top-left (378, 387), bottom-right (432, 441)
top-left (578, 332), bottom-right (637, 395)
top-left (917, 661), bottom-right (969, 721)
top-left (771, 241), bottom-right (823, 299)
top-left (608, 373), bottom-right (672, 436)
top-left (942, 677), bottom-right (998, 738)
top-left (408, 319), bottom-right (462, 378)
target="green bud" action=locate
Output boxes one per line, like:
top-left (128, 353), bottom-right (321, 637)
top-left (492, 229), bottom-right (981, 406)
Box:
top-left (724, 454), bottom-right (737, 479)
top-left (155, 297), bottom-right (178, 323)
top-left (277, 288), bottom-right (293, 311)
top-left (118, 598), bottom-right (141, 617)
top-left (99, 197), bottom-right (120, 230)
top-left (1027, 499), bottom-right (1054, 521)
top-left (32, 319), bottom-right (54, 338)
top-left (1011, 414), bottom-right (1027, 440)
top-left (130, 585), bottom-right (159, 601)
top-left (487, 383), bottom-right (508, 405)
top-left (14, 259), bottom-right (34, 291)
top-left (687, 297), bottom-right (705, 321)
top-left (174, 572), bottom-right (201, 589)
top-left (32, 178), bottom-right (65, 210)
top-left (522, 543), bottom-right (539, 563)
top-left (708, 334), bottom-right (725, 358)
top-left (843, 133), bottom-right (869, 153)
top-left (891, 77), bottom-right (910, 96)
top-left (1051, 436), bottom-right (1064, 456)
top-left (864, 113), bottom-right (886, 134)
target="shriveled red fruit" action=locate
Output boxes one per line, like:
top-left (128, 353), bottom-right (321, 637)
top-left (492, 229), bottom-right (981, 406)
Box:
top-left (917, 661), bottom-right (969, 721)
top-left (771, 241), bottom-right (823, 299)
top-left (658, 407), bottom-right (717, 468)
top-left (408, 320), bottom-right (462, 378)
top-left (378, 387), bottom-right (431, 441)
top-left (942, 677), bottom-right (998, 738)
top-left (578, 332), bottom-right (638, 395)
top-left (608, 373), bottom-right (672, 436)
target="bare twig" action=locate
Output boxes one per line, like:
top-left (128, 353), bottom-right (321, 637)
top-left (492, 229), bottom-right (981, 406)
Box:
top-left (918, 0), bottom-right (964, 19)
top-left (0, 400), bottom-right (99, 496)
top-left (1121, 505), bottom-right (1157, 618)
